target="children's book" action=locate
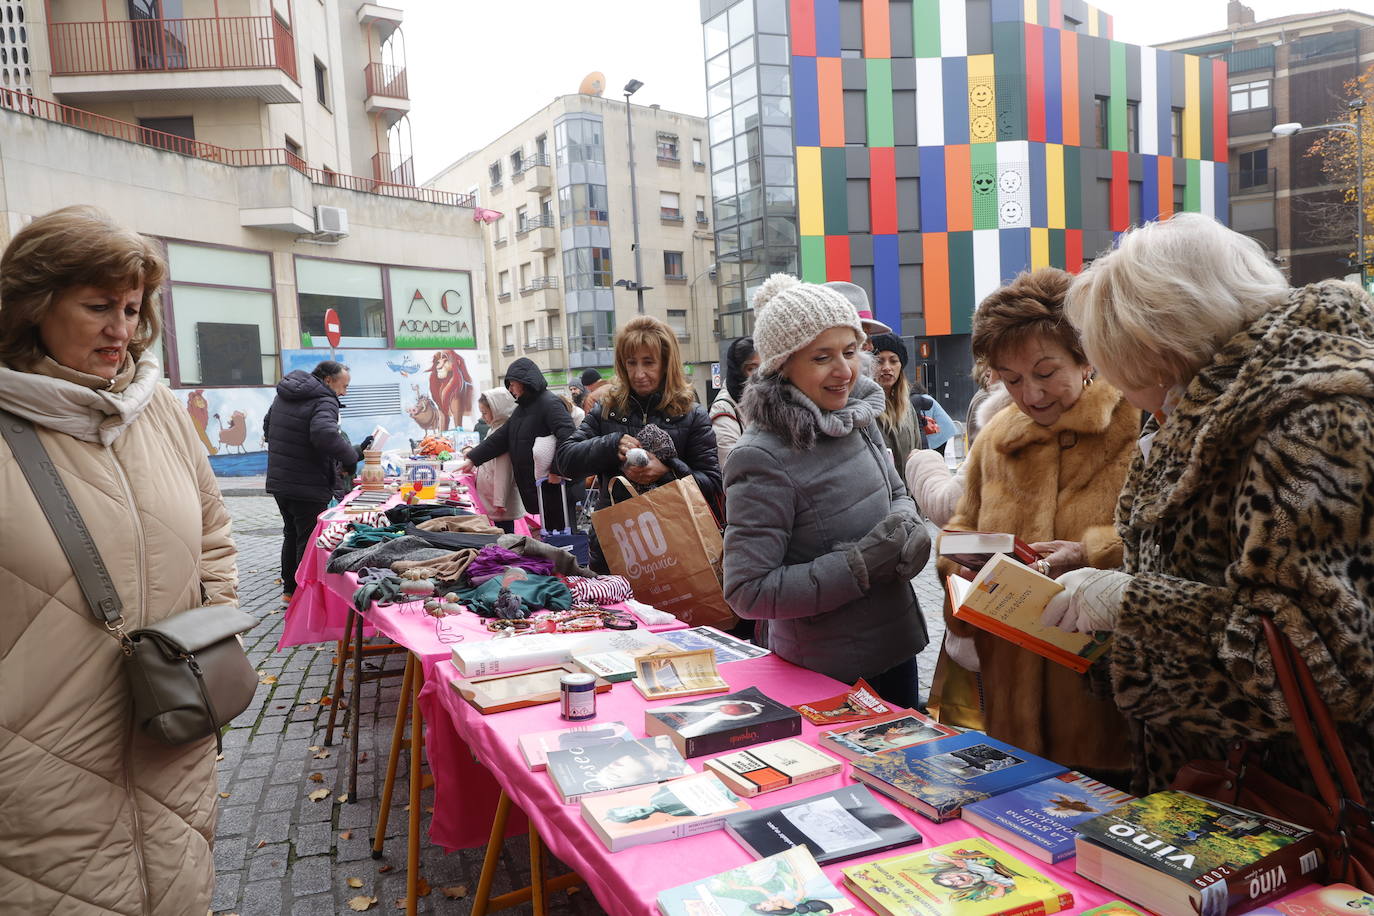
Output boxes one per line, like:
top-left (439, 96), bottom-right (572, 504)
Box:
top-left (1272, 884), bottom-right (1374, 914)
top-left (580, 772), bottom-right (751, 852)
top-left (704, 738), bottom-right (841, 797)
top-left (724, 784), bottom-right (922, 864)
top-left (545, 736), bottom-right (692, 804)
top-left (848, 731), bottom-right (1066, 822)
top-left (792, 678), bottom-right (895, 725)
top-left (656, 846), bottom-right (853, 916)
top-left (938, 530), bottom-right (1042, 572)
top-left (518, 720), bottom-right (634, 771)
top-left (644, 686), bottom-right (803, 758)
top-left (961, 771), bottom-right (1136, 863)
top-left (632, 648), bottom-right (731, 700)
top-left (948, 554), bottom-right (1112, 674)
top-left (841, 837), bottom-right (1075, 915)
top-left (817, 711), bottom-right (959, 762)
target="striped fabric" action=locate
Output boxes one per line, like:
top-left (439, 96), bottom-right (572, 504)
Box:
top-left (567, 575), bottom-right (635, 606)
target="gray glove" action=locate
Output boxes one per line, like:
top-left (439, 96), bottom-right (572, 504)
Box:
top-left (845, 512), bottom-right (921, 593)
top-left (894, 522), bottom-right (931, 580)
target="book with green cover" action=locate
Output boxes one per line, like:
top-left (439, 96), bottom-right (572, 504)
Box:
top-left (841, 838), bottom-right (1075, 915)
top-left (656, 846), bottom-right (853, 916)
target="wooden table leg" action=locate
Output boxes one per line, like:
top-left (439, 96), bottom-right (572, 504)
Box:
top-left (528, 826), bottom-right (546, 916)
top-left (323, 636), bottom-right (349, 746)
top-left (348, 606), bottom-right (364, 800)
top-left (372, 652), bottom-right (414, 859)
top-left (405, 663), bottom-right (427, 916)
top-left (470, 791), bottom-right (513, 916)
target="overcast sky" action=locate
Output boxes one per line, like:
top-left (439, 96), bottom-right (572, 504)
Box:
top-left (397, 0), bottom-right (1374, 183)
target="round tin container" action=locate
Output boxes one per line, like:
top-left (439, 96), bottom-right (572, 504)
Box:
top-left (559, 672), bottom-right (597, 721)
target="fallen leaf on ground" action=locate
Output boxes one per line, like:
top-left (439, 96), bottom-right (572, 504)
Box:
top-left (359, 751), bottom-right (368, 763)
top-left (319, 696), bottom-right (333, 706)
top-left (308, 745), bottom-right (321, 752)
top-left (347, 877), bottom-right (364, 888)
top-left (258, 674), bottom-right (278, 685)
top-left (346, 895), bottom-right (377, 911)
top-left (339, 830), bottom-right (353, 840)
top-left (440, 885), bottom-right (467, 899)
top-left (416, 877), bottom-right (431, 897)
top-left (377, 865), bottom-right (393, 873)
top-left (336, 793), bottom-right (349, 803)
top-left (216, 754), bottom-right (224, 761)
top-left (393, 899), bottom-right (405, 910)
top-left (218, 792), bottom-right (230, 799)
top-left (424, 806), bottom-right (433, 814)
top-left (307, 788), bottom-right (331, 802)
top-left (308, 772), bottom-right (324, 782)
top-left (313, 749), bottom-right (330, 759)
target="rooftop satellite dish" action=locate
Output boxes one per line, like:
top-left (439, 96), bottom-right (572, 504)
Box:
top-left (578, 72), bottom-right (605, 96)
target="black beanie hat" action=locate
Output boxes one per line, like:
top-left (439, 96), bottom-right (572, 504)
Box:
top-left (579, 368), bottom-right (603, 387)
top-left (868, 333), bottom-right (908, 369)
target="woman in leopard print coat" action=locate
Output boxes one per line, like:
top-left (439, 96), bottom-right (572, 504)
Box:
top-left (1056, 213), bottom-right (1374, 796)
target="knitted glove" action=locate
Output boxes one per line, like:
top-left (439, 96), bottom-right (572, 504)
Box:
top-left (1039, 568), bottom-right (1131, 633)
top-left (845, 512), bottom-right (920, 593)
top-left (943, 632), bottom-right (981, 673)
top-left (636, 424), bottom-right (677, 461)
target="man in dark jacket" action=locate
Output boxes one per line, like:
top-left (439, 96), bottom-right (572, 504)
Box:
top-left (264, 360), bottom-right (369, 601)
top-left (460, 358), bottom-right (575, 524)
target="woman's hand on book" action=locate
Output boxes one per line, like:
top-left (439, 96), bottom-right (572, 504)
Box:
top-left (1028, 539), bottom-right (1087, 578)
top-left (1039, 568), bottom-right (1131, 633)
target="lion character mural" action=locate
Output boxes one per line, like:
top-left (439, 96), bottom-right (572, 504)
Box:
top-left (427, 349), bottom-right (475, 430)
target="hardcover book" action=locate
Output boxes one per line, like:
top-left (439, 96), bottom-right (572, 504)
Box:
top-left (545, 736), bottom-right (692, 804)
top-left (948, 555), bottom-right (1112, 674)
top-left (792, 678), bottom-right (895, 725)
top-left (724, 784), bottom-right (922, 864)
top-left (842, 837), bottom-right (1075, 915)
top-left (962, 771), bottom-right (1136, 863)
top-left (1074, 791), bottom-right (1324, 916)
top-left (518, 720), bottom-right (634, 771)
top-left (632, 649), bottom-right (731, 699)
top-left (818, 711), bottom-right (960, 762)
top-left (656, 846), bottom-right (853, 916)
top-left (938, 529), bottom-right (1042, 572)
top-left (848, 732), bottom-right (1066, 822)
top-left (704, 738), bottom-right (841, 797)
top-left (580, 772), bottom-right (751, 852)
top-left (644, 686), bottom-right (803, 758)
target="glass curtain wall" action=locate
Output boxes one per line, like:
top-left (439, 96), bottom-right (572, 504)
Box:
top-left (555, 111), bottom-right (616, 369)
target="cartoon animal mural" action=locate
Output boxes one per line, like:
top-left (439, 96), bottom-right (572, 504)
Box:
top-left (186, 389), bottom-right (217, 455)
top-left (214, 410), bottom-right (250, 454)
top-left (387, 354), bottom-right (421, 377)
top-left (408, 384), bottom-right (445, 436)
top-left (428, 349), bottom-right (475, 430)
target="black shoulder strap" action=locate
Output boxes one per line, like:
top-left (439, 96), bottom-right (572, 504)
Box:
top-left (0, 408), bottom-right (125, 627)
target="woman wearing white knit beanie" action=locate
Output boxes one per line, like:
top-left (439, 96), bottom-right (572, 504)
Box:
top-left (722, 274), bottom-right (931, 708)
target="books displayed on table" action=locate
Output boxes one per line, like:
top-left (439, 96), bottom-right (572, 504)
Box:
top-left (657, 625), bottom-right (771, 664)
top-left (573, 632), bottom-right (676, 683)
top-left (644, 686), bottom-right (803, 758)
top-left (1251, 883), bottom-right (1374, 914)
top-left (792, 678), bottom-right (895, 725)
top-left (517, 721), bottom-right (635, 771)
top-left (1079, 902), bottom-right (1150, 915)
top-left (842, 837), bottom-right (1075, 916)
top-left (818, 710), bottom-right (959, 762)
top-left (580, 772), bottom-right (751, 852)
top-left (545, 736), bottom-right (692, 804)
top-left (962, 771), bottom-right (1136, 863)
top-left (1074, 791), bottom-right (1323, 916)
top-left (947, 554), bottom-right (1112, 674)
top-left (704, 739), bottom-right (840, 797)
top-left (632, 649), bottom-right (731, 700)
top-left (849, 731), bottom-right (1066, 822)
top-left (725, 784), bottom-right (922, 865)
top-left (656, 847), bottom-right (853, 916)
top-left (452, 628), bottom-right (672, 677)
top-left (938, 529), bottom-right (1043, 572)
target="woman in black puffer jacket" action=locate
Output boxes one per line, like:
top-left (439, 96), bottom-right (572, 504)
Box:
top-left (557, 316), bottom-right (721, 573)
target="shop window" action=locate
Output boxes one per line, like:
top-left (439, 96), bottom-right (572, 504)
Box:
top-left (165, 242), bottom-right (277, 387)
top-left (296, 256), bottom-right (387, 348)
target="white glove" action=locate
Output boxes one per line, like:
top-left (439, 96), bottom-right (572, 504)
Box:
top-left (1039, 568), bottom-right (1131, 633)
top-left (943, 631), bottom-right (981, 672)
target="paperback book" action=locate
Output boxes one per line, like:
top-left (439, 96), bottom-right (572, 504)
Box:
top-left (1074, 790), bottom-right (1324, 916)
top-left (518, 720), bottom-right (634, 771)
top-left (962, 771), bottom-right (1136, 863)
top-left (938, 529), bottom-right (1043, 572)
top-left (792, 678), bottom-right (895, 725)
top-left (632, 649), bottom-right (731, 700)
top-left (644, 686), bottom-right (803, 758)
top-left (842, 837), bottom-right (1075, 916)
top-left (1078, 902), bottom-right (1150, 915)
top-left (704, 738), bottom-right (841, 796)
top-left (580, 772), bottom-right (751, 852)
top-left (724, 784), bottom-right (922, 864)
top-left (948, 555), bottom-right (1112, 674)
top-left (545, 736), bottom-right (692, 804)
top-left (1257, 883), bottom-right (1374, 914)
top-left (818, 711), bottom-right (959, 762)
top-left (656, 846), bottom-right (853, 916)
top-left (453, 627), bottom-right (672, 677)
top-left (848, 732), bottom-right (1066, 822)
top-left (658, 626), bottom-right (772, 664)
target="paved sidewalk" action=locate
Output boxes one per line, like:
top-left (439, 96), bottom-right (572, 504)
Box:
top-left (211, 476), bottom-right (947, 915)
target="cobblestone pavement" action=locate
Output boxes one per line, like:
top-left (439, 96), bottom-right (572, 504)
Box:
top-left (211, 476), bottom-right (947, 915)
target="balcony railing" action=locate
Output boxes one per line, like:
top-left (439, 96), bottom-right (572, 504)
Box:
top-left (364, 61), bottom-right (408, 99)
top-left (519, 276), bottom-right (559, 294)
top-left (0, 88), bottom-right (474, 207)
top-left (526, 337), bottom-right (563, 351)
top-left (371, 151), bottom-right (414, 186)
top-left (49, 15), bottom-right (298, 82)
top-left (660, 207), bottom-right (683, 221)
top-left (519, 214), bottom-right (556, 231)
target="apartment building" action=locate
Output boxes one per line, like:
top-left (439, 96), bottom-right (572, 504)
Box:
top-left (0, 0), bottom-right (490, 474)
top-left (428, 86), bottom-right (719, 400)
top-left (1158, 3), bottom-right (1374, 286)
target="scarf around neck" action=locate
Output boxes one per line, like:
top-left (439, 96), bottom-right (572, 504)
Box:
top-left (785, 374), bottom-right (885, 439)
top-left (0, 352), bottom-right (164, 445)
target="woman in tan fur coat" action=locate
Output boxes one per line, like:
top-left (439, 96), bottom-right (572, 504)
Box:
top-left (937, 267), bottom-right (1138, 780)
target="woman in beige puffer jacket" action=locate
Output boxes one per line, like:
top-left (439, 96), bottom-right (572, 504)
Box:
top-left (0, 206), bottom-right (239, 915)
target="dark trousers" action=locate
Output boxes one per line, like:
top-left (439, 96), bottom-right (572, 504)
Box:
top-left (276, 494), bottom-right (328, 594)
top-left (865, 655), bottom-right (923, 712)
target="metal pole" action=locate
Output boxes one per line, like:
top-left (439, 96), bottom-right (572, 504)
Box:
top-left (625, 95), bottom-right (645, 314)
top-left (1357, 104), bottom-right (1366, 274)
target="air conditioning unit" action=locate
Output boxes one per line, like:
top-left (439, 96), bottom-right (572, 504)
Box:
top-left (314, 205), bottom-right (349, 236)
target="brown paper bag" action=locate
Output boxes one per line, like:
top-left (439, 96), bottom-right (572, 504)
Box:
top-left (591, 476), bottom-right (738, 629)
top-left (926, 646), bottom-right (986, 729)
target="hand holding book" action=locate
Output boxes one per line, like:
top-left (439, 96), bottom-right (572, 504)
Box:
top-left (1025, 538), bottom-right (1088, 578)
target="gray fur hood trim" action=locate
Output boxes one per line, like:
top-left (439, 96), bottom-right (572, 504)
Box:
top-left (741, 373), bottom-right (885, 451)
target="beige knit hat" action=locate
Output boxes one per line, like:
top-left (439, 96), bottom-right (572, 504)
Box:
top-left (751, 274), bottom-right (865, 375)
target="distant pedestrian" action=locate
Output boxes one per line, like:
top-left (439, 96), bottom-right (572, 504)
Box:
top-left (709, 336), bottom-right (759, 471)
top-left (579, 367), bottom-right (609, 414)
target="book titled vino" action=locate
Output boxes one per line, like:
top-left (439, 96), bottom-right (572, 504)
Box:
top-left (725, 784), bottom-right (922, 864)
top-left (1074, 791), bottom-right (1324, 916)
top-left (939, 529), bottom-right (1042, 571)
top-left (580, 772), bottom-right (751, 852)
top-left (545, 736), bottom-right (692, 804)
top-left (848, 732), bottom-right (1066, 822)
top-left (704, 738), bottom-right (841, 796)
top-left (962, 771), bottom-right (1136, 864)
top-left (656, 846), bottom-right (853, 916)
top-left (842, 837), bottom-right (1075, 916)
top-left (792, 678), bottom-right (895, 725)
top-left (948, 554), bottom-right (1112, 674)
top-left (644, 686), bottom-right (803, 758)
top-left (632, 649), bottom-right (731, 700)
top-left (517, 721), bottom-right (634, 771)
top-left (818, 711), bottom-right (959, 762)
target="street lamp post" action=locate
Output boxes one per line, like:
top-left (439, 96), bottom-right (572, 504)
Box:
top-left (1275, 97), bottom-right (1368, 272)
top-left (623, 78), bottom-right (646, 314)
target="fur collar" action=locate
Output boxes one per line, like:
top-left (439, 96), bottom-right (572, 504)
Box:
top-left (980, 377), bottom-right (1127, 456)
top-left (1128, 280), bottom-right (1374, 527)
top-left (742, 373), bottom-right (885, 451)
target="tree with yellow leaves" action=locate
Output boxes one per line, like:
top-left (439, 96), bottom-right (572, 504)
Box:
top-left (1303, 65), bottom-right (1374, 270)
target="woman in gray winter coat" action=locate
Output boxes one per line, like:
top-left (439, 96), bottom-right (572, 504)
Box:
top-left (722, 274), bottom-right (930, 707)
